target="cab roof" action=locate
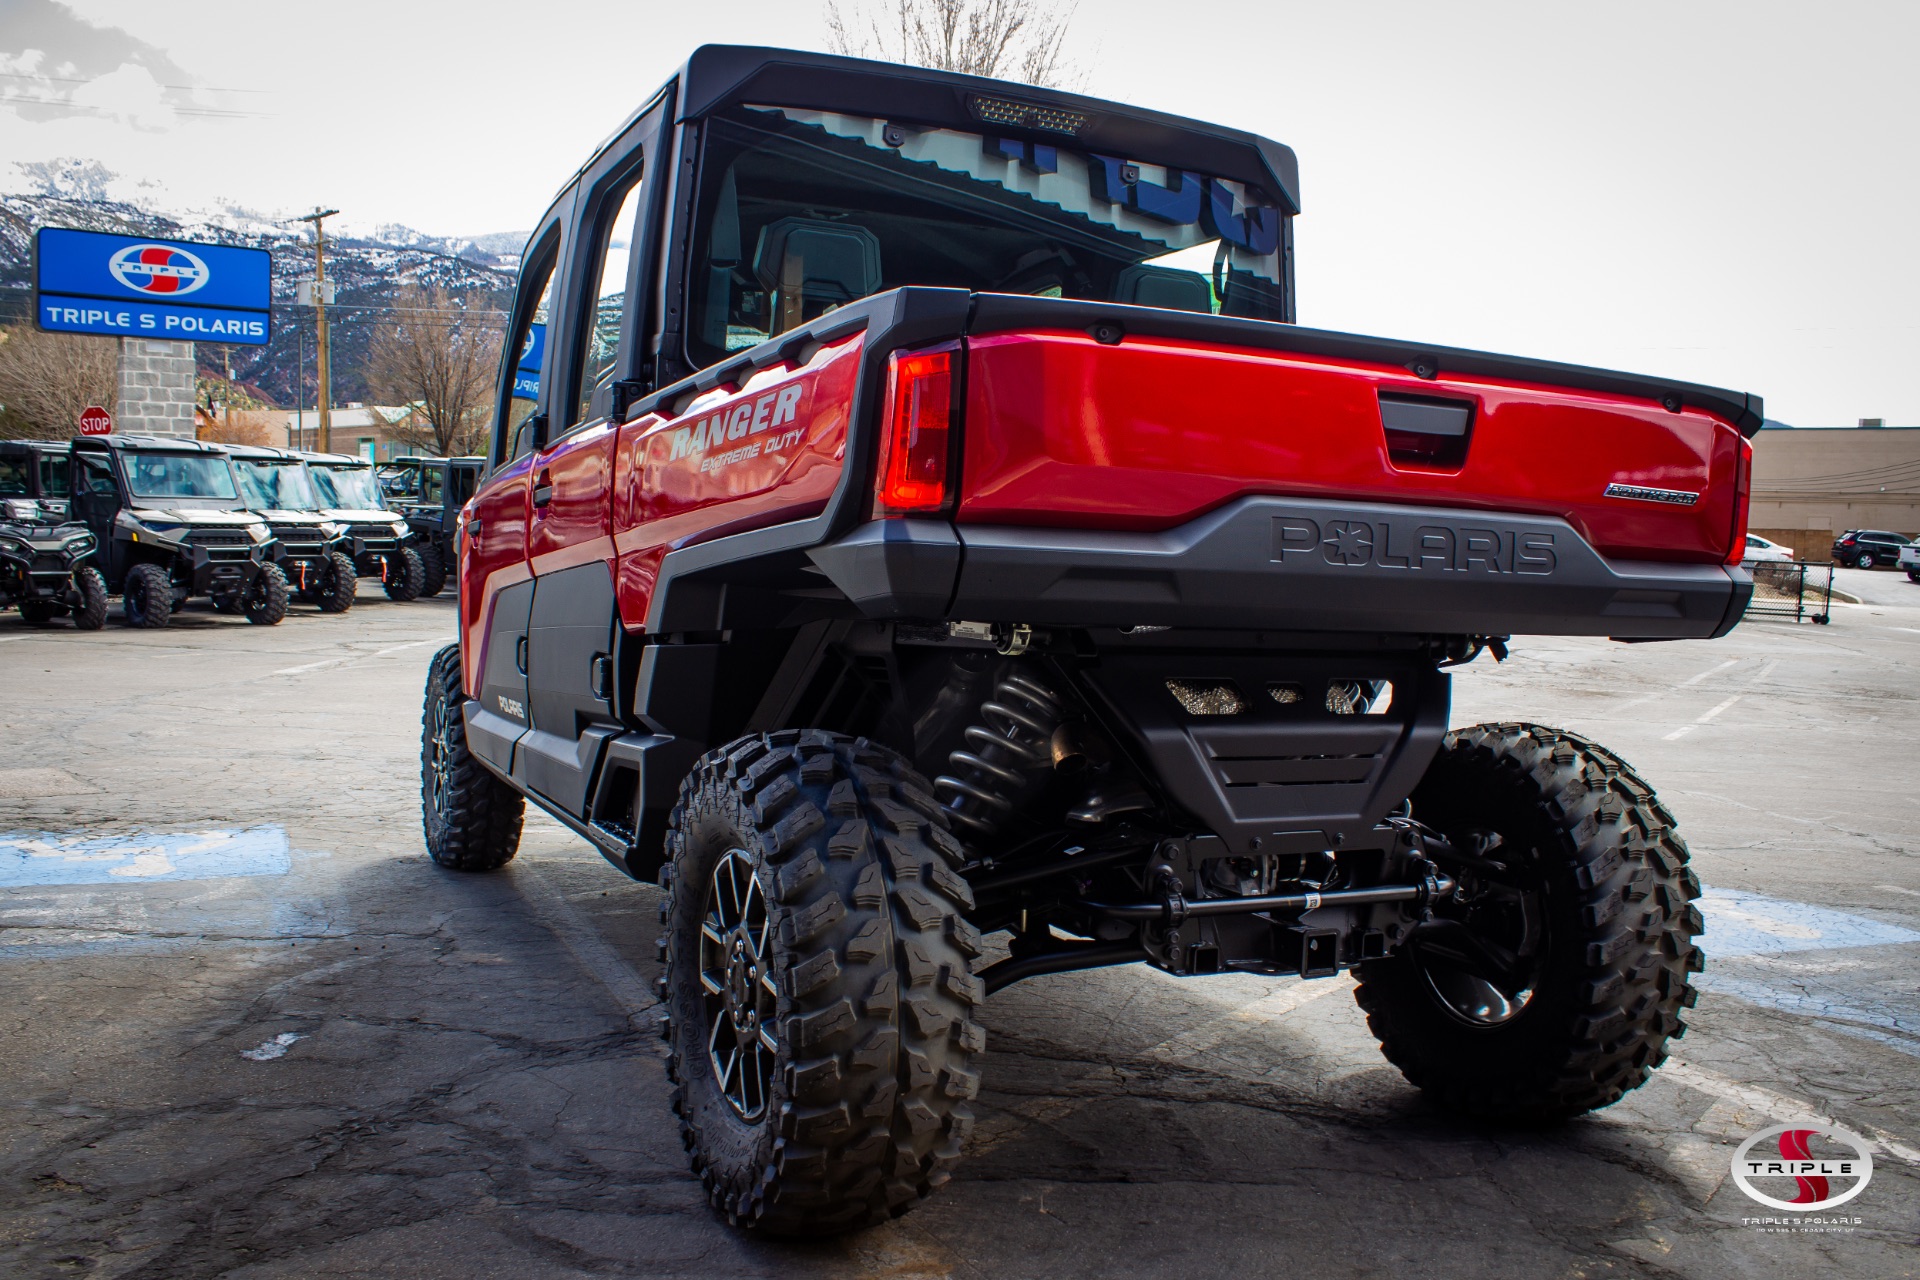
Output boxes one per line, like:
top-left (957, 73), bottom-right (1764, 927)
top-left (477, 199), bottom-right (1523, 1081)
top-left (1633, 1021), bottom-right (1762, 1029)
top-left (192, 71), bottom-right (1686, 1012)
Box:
top-left (294, 450), bottom-right (371, 467)
top-left (74, 434), bottom-right (231, 455)
top-left (579, 44), bottom-right (1301, 214)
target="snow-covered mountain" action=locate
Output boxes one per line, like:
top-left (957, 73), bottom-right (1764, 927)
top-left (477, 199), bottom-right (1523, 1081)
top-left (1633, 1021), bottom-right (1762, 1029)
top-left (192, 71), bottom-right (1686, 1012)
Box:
top-left (0, 192), bottom-right (527, 407)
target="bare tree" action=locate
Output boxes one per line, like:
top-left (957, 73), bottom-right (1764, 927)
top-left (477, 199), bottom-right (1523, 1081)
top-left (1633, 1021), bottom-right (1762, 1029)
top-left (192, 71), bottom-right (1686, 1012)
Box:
top-left (0, 326), bottom-right (117, 440)
top-left (825, 0), bottom-right (1083, 88)
top-left (361, 287), bottom-right (504, 457)
top-left (196, 410), bottom-right (279, 448)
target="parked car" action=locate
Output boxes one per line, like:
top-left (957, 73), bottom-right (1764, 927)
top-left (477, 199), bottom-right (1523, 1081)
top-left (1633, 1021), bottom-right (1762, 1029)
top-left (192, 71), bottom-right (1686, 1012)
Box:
top-left (296, 451), bottom-right (426, 600)
top-left (380, 454), bottom-right (483, 597)
top-left (0, 507), bottom-right (106, 628)
top-left (1898, 542), bottom-right (1920, 582)
top-left (0, 439), bottom-right (72, 520)
top-left (67, 434), bottom-right (286, 627)
top-left (226, 444), bottom-right (358, 612)
top-left (413, 45), bottom-right (1753, 1236)
top-left (1742, 533), bottom-right (1793, 563)
top-left (1832, 529), bottom-right (1912, 569)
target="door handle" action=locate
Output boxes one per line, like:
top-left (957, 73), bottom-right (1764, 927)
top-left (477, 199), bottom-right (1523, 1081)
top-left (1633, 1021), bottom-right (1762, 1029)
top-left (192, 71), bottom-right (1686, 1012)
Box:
top-left (532, 470), bottom-right (553, 509)
top-left (515, 635), bottom-right (529, 675)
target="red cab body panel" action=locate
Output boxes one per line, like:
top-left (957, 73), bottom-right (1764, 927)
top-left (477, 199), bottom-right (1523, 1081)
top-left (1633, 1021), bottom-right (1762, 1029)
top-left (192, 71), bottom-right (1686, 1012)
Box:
top-left (461, 450), bottom-right (533, 696)
top-left (958, 330), bottom-right (1744, 564)
top-left (529, 420), bottom-right (618, 575)
top-left (611, 333), bottom-right (864, 629)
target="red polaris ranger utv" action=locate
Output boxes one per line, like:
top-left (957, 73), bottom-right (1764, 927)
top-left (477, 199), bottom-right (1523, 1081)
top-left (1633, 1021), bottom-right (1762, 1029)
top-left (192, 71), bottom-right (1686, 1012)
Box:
top-left (420, 46), bottom-right (1756, 1234)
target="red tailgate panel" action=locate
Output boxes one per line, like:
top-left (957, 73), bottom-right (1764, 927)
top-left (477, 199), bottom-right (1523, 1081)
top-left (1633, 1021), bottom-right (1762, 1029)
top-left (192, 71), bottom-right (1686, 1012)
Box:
top-left (959, 330), bottom-right (1743, 564)
top-left (612, 333), bottom-right (864, 629)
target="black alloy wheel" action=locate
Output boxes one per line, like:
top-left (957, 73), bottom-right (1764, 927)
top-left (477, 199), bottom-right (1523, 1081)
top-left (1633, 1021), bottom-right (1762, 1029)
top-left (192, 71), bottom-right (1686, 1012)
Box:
top-left (1410, 829), bottom-right (1547, 1027)
top-left (699, 847), bottom-right (780, 1122)
top-left (1353, 722), bottom-right (1702, 1123)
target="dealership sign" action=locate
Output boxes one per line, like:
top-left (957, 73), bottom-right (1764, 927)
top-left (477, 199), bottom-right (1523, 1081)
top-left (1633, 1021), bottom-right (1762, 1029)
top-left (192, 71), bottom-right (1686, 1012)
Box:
top-left (35, 227), bottom-right (273, 346)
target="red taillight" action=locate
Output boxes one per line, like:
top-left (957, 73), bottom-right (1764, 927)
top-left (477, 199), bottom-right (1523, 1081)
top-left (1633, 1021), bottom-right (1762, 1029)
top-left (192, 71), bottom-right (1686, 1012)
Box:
top-left (875, 342), bottom-right (961, 516)
top-left (1726, 435), bottom-right (1753, 565)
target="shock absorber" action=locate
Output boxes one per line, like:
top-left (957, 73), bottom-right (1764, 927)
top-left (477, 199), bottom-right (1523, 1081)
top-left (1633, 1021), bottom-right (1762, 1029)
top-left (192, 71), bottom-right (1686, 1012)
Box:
top-left (935, 671), bottom-right (1064, 838)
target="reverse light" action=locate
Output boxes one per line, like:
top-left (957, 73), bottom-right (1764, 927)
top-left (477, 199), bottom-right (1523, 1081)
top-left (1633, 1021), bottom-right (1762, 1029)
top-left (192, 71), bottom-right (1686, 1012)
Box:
top-left (874, 343), bottom-right (961, 516)
top-left (1726, 436), bottom-right (1754, 566)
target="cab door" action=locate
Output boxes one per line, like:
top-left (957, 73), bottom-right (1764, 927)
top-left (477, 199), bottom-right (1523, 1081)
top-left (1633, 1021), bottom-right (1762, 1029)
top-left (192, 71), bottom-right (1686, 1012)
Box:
top-left (519, 107), bottom-right (665, 816)
top-left (460, 228), bottom-right (562, 776)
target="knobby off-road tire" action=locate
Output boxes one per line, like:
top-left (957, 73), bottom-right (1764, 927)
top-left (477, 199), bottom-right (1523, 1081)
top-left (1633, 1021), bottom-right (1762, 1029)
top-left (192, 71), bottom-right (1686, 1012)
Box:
top-left (421, 644), bottom-right (522, 871)
top-left (1354, 722), bottom-right (1703, 1123)
top-left (416, 543), bottom-right (447, 598)
top-left (18, 601), bottom-right (57, 624)
top-left (316, 552), bottom-right (357, 613)
top-left (122, 562), bottom-right (172, 629)
top-left (244, 563), bottom-right (289, 626)
top-left (383, 547), bottom-right (425, 602)
top-left (661, 730), bottom-right (984, 1235)
top-left (71, 565), bottom-right (108, 630)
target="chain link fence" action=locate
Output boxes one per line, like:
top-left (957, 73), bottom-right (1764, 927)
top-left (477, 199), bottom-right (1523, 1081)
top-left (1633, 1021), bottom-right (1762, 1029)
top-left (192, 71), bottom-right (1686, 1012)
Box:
top-left (1747, 561), bottom-right (1834, 625)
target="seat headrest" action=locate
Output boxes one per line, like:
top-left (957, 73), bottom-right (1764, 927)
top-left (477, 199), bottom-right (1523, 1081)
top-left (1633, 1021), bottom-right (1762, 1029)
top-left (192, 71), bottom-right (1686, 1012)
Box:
top-left (1111, 264), bottom-right (1213, 314)
top-left (752, 217), bottom-right (882, 306)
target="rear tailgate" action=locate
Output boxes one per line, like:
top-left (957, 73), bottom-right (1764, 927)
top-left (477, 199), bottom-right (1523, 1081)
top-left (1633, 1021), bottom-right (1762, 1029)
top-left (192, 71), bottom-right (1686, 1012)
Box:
top-left (958, 321), bottom-right (1752, 566)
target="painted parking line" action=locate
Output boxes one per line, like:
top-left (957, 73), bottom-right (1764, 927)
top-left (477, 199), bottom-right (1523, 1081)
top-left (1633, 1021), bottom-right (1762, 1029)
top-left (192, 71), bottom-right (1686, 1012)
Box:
top-left (1696, 888), bottom-right (1920, 957)
top-left (0, 826), bottom-right (291, 886)
top-left (272, 637), bottom-right (444, 677)
top-left (1663, 694), bottom-right (1741, 740)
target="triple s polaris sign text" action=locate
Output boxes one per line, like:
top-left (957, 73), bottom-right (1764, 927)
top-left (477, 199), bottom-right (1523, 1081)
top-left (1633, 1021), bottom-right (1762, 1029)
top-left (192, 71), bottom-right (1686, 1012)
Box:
top-left (34, 228), bottom-right (272, 346)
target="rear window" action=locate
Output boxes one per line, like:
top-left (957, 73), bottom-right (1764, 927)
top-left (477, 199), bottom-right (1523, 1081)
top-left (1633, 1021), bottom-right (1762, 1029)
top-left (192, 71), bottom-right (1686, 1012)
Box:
top-left (124, 451), bottom-right (238, 501)
top-left (687, 105), bottom-right (1288, 367)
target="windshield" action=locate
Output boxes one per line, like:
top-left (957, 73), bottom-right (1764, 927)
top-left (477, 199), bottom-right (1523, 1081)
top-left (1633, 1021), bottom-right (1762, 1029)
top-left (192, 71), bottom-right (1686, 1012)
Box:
top-left (233, 460), bottom-right (319, 512)
top-left (687, 106), bottom-right (1287, 367)
top-left (309, 464), bottom-right (384, 511)
top-left (125, 451), bottom-right (239, 500)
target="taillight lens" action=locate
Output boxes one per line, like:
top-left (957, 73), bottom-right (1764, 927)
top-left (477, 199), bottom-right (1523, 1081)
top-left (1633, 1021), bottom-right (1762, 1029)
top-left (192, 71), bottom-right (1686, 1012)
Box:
top-left (874, 342), bottom-right (961, 516)
top-left (1726, 435), bottom-right (1753, 565)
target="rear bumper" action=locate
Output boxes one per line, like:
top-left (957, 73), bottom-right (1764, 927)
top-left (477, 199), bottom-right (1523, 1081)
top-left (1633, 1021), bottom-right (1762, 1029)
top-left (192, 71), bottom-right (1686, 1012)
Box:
top-left (809, 496), bottom-right (1751, 640)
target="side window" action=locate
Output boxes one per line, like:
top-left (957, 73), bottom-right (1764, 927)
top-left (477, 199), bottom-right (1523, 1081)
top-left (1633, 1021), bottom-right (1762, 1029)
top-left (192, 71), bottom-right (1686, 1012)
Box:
top-left (571, 171), bottom-right (646, 426)
top-left (501, 258), bottom-right (557, 463)
top-left (421, 468), bottom-right (444, 507)
top-left (40, 454), bottom-right (69, 498)
top-left (80, 454), bottom-right (117, 495)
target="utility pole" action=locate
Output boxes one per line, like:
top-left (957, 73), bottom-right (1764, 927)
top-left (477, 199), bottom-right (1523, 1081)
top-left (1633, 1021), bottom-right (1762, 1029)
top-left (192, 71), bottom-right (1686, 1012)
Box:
top-left (297, 207), bottom-right (340, 453)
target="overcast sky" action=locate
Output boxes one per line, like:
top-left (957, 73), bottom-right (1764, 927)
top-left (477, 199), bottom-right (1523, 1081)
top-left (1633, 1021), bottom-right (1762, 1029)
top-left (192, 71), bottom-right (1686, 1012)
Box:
top-left (3, 0), bottom-right (1916, 426)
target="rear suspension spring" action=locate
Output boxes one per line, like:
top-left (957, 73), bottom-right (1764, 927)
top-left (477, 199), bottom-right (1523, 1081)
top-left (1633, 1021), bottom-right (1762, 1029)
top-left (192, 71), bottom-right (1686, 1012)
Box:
top-left (934, 671), bottom-right (1063, 838)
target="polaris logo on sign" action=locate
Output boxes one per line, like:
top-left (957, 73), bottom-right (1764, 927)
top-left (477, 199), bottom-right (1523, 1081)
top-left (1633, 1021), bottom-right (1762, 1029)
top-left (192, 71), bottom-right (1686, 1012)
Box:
top-left (34, 226), bottom-right (272, 346)
top-left (108, 243), bottom-right (210, 297)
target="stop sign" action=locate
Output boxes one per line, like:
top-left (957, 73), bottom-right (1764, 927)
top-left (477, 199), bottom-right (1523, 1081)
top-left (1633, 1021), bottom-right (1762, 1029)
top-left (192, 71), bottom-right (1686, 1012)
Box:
top-left (78, 405), bottom-right (113, 436)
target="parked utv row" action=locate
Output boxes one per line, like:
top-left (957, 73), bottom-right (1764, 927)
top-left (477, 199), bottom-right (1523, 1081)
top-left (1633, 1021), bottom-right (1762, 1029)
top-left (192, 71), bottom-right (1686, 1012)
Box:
top-left (2, 433), bottom-right (449, 630)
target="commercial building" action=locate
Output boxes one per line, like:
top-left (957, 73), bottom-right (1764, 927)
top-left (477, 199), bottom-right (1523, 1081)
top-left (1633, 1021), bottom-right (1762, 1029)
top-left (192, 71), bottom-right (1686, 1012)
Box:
top-left (1748, 425), bottom-right (1920, 560)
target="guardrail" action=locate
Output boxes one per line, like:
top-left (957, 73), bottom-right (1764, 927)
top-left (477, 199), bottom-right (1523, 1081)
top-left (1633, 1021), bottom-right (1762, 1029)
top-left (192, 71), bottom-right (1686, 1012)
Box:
top-left (1747, 561), bottom-right (1834, 625)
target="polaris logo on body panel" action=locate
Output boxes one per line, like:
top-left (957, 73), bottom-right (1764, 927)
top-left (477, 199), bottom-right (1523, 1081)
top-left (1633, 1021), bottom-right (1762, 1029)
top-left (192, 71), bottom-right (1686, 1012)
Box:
top-left (1273, 517), bottom-right (1557, 574)
top-left (496, 694), bottom-right (525, 721)
top-left (667, 384), bottom-right (810, 462)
